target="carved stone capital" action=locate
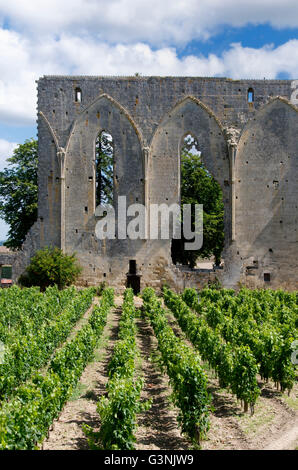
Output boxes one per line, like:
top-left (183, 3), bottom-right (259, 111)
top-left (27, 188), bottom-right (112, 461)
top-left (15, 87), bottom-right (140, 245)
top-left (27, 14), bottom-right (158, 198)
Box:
top-left (224, 127), bottom-right (240, 149)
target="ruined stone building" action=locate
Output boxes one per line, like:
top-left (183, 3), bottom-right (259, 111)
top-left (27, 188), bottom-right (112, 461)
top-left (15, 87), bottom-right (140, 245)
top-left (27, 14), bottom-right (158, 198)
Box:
top-left (8, 76), bottom-right (298, 291)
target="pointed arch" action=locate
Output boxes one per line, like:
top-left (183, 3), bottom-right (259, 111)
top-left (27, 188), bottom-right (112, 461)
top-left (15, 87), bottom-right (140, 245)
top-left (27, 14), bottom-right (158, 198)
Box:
top-left (148, 93), bottom-right (231, 261)
top-left (235, 94), bottom-right (298, 258)
top-left (268, 95), bottom-right (298, 112)
top-left (238, 95), bottom-right (298, 143)
top-left (149, 93), bottom-right (229, 193)
top-left (67, 93), bottom-right (143, 148)
top-left (64, 92), bottom-right (145, 249)
top-left (149, 95), bottom-right (226, 148)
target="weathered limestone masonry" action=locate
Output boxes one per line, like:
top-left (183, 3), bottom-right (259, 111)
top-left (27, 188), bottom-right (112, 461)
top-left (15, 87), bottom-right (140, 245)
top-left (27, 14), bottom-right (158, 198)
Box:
top-left (12, 76), bottom-right (298, 292)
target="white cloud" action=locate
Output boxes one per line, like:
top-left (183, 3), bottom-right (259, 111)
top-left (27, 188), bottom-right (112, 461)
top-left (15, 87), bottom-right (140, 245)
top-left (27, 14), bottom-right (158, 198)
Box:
top-left (222, 41), bottom-right (298, 78)
top-left (0, 138), bottom-right (18, 170)
top-left (62, 37), bottom-right (298, 78)
top-left (1, 28), bottom-right (298, 126)
top-left (1, 0), bottom-right (298, 45)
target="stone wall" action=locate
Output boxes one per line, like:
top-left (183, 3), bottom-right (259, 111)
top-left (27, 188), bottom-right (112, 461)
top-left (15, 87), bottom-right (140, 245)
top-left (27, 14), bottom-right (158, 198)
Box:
top-left (17, 76), bottom-right (298, 292)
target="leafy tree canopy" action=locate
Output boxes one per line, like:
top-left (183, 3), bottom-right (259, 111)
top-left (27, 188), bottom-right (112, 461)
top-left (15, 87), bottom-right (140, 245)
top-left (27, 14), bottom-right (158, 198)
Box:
top-left (0, 139), bottom-right (38, 250)
top-left (96, 131), bottom-right (114, 207)
top-left (18, 246), bottom-right (82, 291)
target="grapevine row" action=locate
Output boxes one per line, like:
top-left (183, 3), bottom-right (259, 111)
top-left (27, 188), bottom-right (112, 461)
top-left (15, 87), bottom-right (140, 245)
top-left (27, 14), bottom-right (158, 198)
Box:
top-left (85, 288), bottom-right (150, 450)
top-left (0, 285), bottom-right (76, 341)
top-left (0, 288), bottom-right (114, 450)
top-left (163, 288), bottom-right (260, 413)
top-left (0, 287), bottom-right (96, 399)
top-left (142, 287), bottom-right (211, 445)
top-left (182, 288), bottom-right (297, 392)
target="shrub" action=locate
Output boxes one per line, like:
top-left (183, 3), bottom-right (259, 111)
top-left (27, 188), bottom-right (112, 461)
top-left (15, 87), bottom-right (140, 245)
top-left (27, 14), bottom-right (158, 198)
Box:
top-left (18, 247), bottom-right (82, 290)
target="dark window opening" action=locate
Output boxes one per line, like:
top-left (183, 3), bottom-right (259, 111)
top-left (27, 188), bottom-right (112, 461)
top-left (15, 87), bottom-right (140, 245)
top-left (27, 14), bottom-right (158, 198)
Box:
top-left (247, 88), bottom-right (254, 103)
top-left (129, 260), bottom-right (137, 274)
top-left (264, 273), bottom-right (271, 282)
top-left (95, 131), bottom-right (114, 208)
top-left (75, 88), bottom-right (82, 103)
top-left (1, 265), bottom-right (12, 279)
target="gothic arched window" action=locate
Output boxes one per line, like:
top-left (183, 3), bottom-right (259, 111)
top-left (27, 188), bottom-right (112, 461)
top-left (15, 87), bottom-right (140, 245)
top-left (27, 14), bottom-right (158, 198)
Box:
top-left (95, 131), bottom-right (114, 207)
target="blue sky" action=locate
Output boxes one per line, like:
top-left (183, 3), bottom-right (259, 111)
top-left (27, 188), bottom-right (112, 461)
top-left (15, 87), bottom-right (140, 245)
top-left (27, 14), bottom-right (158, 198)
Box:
top-left (0, 0), bottom-right (298, 240)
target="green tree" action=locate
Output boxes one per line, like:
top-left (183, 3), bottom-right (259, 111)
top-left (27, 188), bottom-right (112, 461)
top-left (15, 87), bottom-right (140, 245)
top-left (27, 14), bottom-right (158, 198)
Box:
top-left (18, 246), bottom-right (82, 290)
top-left (96, 132), bottom-right (114, 207)
top-left (171, 135), bottom-right (224, 268)
top-left (0, 139), bottom-right (38, 250)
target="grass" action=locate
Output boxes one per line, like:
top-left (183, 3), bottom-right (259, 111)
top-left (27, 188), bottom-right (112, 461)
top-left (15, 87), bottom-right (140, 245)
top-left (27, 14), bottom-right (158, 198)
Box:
top-left (282, 393), bottom-right (298, 411)
top-left (235, 399), bottom-right (275, 436)
top-left (69, 307), bottom-right (114, 401)
top-left (70, 383), bottom-right (89, 401)
top-left (93, 313), bottom-right (114, 361)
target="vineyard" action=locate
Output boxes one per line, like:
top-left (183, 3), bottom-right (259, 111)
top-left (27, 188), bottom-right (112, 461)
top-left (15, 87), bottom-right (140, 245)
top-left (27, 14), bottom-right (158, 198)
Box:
top-left (0, 285), bottom-right (297, 450)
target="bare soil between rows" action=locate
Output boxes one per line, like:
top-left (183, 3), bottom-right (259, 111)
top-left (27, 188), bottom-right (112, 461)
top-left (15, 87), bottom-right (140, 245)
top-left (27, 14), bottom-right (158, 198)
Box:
top-left (42, 296), bottom-right (123, 450)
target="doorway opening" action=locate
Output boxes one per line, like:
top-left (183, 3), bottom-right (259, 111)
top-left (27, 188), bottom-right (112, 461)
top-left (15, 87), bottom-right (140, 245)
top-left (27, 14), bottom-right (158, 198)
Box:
top-left (126, 260), bottom-right (141, 295)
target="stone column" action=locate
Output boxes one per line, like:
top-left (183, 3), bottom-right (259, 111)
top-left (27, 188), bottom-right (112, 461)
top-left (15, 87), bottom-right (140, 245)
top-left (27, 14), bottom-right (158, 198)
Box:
top-left (57, 147), bottom-right (66, 252)
top-left (229, 143), bottom-right (237, 242)
top-left (143, 146), bottom-right (150, 239)
top-left (225, 128), bottom-right (239, 243)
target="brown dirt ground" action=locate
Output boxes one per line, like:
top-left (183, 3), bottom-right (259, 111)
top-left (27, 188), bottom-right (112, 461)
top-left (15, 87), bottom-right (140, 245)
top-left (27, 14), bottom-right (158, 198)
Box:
top-left (42, 295), bottom-right (298, 451)
top-left (134, 308), bottom-right (191, 450)
top-left (42, 296), bottom-right (123, 450)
